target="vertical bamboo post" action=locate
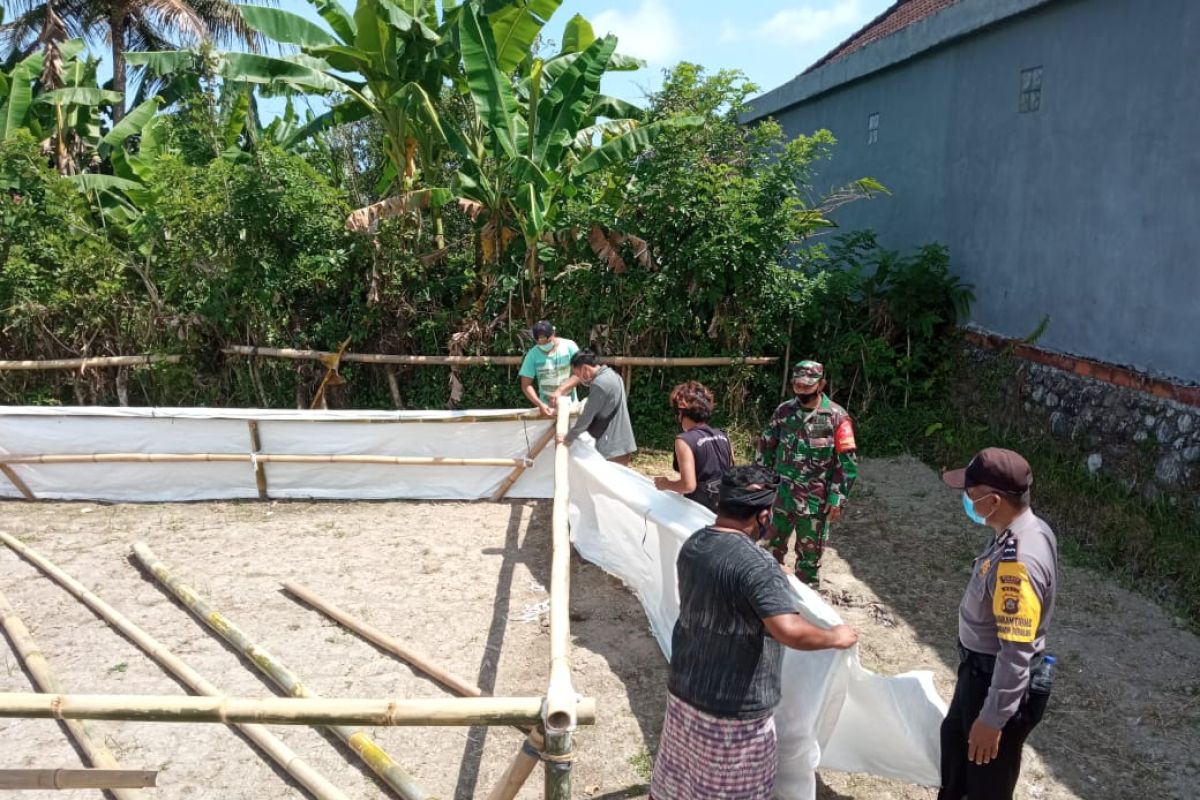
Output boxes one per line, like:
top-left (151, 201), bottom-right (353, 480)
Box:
top-left (131, 543), bottom-right (432, 800)
top-left (0, 464), bottom-right (36, 500)
top-left (0, 590), bottom-right (147, 800)
top-left (247, 421), bottom-right (268, 500)
top-left (620, 365), bottom-right (632, 393)
top-left (543, 402), bottom-right (576, 799)
top-left (0, 532), bottom-right (349, 800)
top-left (491, 422), bottom-right (556, 501)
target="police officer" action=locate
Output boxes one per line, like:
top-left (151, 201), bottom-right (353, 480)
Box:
top-left (755, 360), bottom-right (858, 585)
top-left (940, 448), bottom-right (1059, 800)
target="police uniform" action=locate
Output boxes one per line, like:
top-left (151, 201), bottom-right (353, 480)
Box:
top-left (755, 361), bottom-right (858, 585)
top-left (940, 449), bottom-right (1059, 800)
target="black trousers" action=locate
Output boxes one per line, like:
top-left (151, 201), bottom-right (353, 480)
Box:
top-left (938, 648), bottom-right (1050, 800)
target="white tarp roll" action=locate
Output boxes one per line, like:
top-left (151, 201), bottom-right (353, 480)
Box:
top-left (566, 443), bottom-right (947, 798)
top-left (0, 406), bottom-right (557, 502)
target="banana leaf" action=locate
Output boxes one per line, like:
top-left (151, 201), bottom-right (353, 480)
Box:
top-left (238, 5), bottom-right (338, 47)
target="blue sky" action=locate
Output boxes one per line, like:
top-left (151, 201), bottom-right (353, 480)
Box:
top-left (79, 1), bottom-right (893, 116)
top-left (267, 0), bottom-right (893, 105)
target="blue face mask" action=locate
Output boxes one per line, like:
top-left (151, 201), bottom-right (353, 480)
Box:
top-left (962, 492), bottom-right (993, 525)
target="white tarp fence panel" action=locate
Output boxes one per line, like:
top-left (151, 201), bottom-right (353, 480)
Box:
top-left (567, 443), bottom-right (947, 798)
top-left (0, 407), bottom-right (556, 502)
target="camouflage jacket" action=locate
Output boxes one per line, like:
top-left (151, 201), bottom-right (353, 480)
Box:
top-left (755, 394), bottom-right (858, 515)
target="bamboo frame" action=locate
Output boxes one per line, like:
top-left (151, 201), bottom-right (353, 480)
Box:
top-left (0, 769), bottom-right (157, 790)
top-left (0, 355), bottom-right (182, 371)
top-left (223, 345), bottom-right (776, 368)
top-left (0, 692), bottom-right (596, 727)
top-left (491, 421), bottom-right (556, 501)
top-left (132, 542), bottom-right (429, 800)
top-left (0, 453), bottom-right (528, 467)
top-left (0, 589), bottom-right (146, 800)
top-left (0, 531), bottom-right (350, 800)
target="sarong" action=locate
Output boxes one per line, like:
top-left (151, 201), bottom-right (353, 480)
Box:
top-left (650, 693), bottom-right (778, 799)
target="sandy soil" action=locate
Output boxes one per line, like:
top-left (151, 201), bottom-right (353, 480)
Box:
top-left (1, 455), bottom-right (1197, 799)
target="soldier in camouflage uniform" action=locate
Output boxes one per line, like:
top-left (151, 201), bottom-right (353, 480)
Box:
top-left (756, 360), bottom-right (858, 585)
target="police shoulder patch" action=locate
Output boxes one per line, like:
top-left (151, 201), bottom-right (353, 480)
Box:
top-left (993, 560), bottom-right (1041, 643)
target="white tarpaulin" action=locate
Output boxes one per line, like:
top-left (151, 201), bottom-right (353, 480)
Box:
top-left (0, 406), bottom-right (557, 502)
top-left (567, 443), bottom-right (947, 797)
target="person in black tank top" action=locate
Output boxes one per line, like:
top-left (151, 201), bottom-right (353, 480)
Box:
top-left (654, 381), bottom-right (734, 511)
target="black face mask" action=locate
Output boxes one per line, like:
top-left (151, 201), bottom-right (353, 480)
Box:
top-left (796, 389), bottom-right (820, 404)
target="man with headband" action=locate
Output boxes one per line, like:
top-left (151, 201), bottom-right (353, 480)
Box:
top-left (650, 465), bottom-right (859, 800)
top-left (757, 359), bottom-right (858, 586)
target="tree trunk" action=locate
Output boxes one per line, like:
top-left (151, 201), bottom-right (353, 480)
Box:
top-left (109, 7), bottom-right (127, 123)
top-left (526, 242), bottom-right (543, 320)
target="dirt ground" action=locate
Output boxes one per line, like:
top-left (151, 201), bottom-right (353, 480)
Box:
top-left (0, 455), bottom-right (1197, 799)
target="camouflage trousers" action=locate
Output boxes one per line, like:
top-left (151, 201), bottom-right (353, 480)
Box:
top-left (767, 511), bottom-right (830, 586)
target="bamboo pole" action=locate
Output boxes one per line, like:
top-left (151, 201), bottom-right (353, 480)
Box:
top-left (543, 402), bottom-right (576, 799)
top-left (277, 583), bottom-right (551, 800)
top-left (0, 464), bottom-right (36, 499)
top-left (222, 345), bottom-right (777, 368)
top-left (491, 422), bottom-right (556, 501)
top-left (0, 531), bottom-right (350, 800)
top-left (0, 590), bottom-right (147, 800)
top-left (132, 543), bottom-right (431, 800)
top-left (0, 355), bottom-right (182, 371)
top-left (0, 769), bottom-right (157, 790)
top-left (0, 453), bottom-right (527, 467)
top-left (247, 421), bottom-right (268, 500)
top-left (0, 691), bottom-right (596, 727)
top-left (485, 728), bottom-right (545, 800)
top-left (281, 582), bottom-right (487, 704)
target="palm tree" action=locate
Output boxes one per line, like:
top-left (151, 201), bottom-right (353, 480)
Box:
top-left (1, 0), bottom-right (263, 120)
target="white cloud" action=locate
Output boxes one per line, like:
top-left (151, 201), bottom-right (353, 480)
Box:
top-left (721, 1), bottom-right (867, 45)
top-left (592, 0), bottom-right (682, 65)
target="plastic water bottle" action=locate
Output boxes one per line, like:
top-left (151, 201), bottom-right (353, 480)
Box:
top-left (1030, 654), bottom-right (1055, 694)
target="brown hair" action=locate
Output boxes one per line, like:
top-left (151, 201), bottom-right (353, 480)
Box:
top-left (669, 381), bottom-right (716, 423)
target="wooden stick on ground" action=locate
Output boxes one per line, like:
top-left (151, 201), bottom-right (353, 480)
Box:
top-left (0, 531), bottom-right (349, 800)
top-left (281, 582), bottom-right (486, 703)
top-left (0, 769), bottom-right (157, 790)
top-left (278, 582), bottom-right (547, 800)
top-left (0, 589), bottom-right (146, 799)
top-left (131, 542), bottom-right (432, 800)
top-left (491, 422), bottom-right (556, 501)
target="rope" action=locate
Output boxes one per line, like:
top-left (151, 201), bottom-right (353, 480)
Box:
top-left (539, 750), bottom-right (575, 764)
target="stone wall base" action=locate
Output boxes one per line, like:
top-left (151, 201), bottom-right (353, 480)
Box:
top-left (955, 343), bottom-right (1199, 510)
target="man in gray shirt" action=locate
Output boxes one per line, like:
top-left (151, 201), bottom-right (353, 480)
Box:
top-left (940, 447), bottom-right (1058, 800)
top-left (555, 350), bottom-right (636, 465)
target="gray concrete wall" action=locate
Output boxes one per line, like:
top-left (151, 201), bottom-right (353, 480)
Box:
top-left (753, 0), bottom-right (1200, 383)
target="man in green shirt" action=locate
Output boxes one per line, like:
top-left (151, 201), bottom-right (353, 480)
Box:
top-left (519, 320), bottom-right (580, 416)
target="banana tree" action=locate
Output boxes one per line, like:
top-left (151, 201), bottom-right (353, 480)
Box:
top-left (453, 2), bottom-right (699, 315)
